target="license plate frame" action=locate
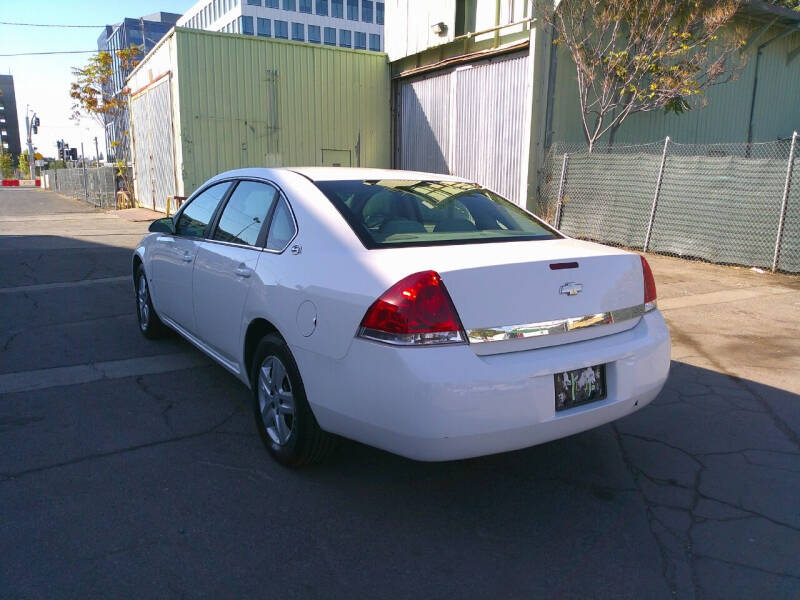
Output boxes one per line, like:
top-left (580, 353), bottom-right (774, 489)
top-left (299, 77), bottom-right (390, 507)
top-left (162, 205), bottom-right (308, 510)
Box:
top-left (554, 364), bottom-right (606, 412)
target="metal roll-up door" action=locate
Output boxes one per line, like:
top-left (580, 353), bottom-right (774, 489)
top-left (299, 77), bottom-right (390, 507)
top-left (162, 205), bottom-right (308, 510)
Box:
top-left (396, 52), bottom-right (530, 205)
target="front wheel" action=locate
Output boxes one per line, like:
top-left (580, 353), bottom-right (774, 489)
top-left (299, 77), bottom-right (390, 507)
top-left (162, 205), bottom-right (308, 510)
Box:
top-left (135, 264), bottom-right (167, 339)
top-left (252, 334), bottom-right (336, 467)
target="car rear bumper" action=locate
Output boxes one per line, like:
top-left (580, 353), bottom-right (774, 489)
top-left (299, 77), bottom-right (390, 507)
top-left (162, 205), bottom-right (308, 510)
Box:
top-left (295, 310), bottom-right (670, 461)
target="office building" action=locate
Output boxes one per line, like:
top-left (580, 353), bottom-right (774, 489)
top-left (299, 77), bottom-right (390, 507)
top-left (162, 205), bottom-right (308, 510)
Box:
top-left (97, 12), bottom-right (182, 160)
top-left (177, 0), bottom-right (384, 52)
top-left (0, 74), bottom-right (22, 162)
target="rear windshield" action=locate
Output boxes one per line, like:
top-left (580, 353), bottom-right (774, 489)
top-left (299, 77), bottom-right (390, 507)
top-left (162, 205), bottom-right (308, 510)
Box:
top-left (314, 180), bottom-right (560, 249)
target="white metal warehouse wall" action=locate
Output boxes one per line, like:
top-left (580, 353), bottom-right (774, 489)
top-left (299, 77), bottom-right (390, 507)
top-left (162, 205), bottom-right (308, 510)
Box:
top-left (396, 52), bottom-right (530, 205)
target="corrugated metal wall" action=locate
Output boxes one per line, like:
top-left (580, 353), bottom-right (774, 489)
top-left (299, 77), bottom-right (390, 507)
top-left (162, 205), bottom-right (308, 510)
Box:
top-left (550, 26), bottom-right (800, 145)
top-left (173, 28), bottom-right (391, 195)
top-left (396, 52), bottom-right (530, 205)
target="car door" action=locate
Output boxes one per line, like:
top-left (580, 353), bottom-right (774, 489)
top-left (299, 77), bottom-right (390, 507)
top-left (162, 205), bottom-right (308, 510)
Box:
top-left (192, 180), bottom-right (279, 364)
top-left (148, 181), bottom-right (231, 331)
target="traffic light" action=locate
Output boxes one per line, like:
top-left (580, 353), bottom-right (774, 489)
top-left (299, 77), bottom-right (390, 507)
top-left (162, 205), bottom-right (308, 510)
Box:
top-left (32, 117), bottom-right (40, 135)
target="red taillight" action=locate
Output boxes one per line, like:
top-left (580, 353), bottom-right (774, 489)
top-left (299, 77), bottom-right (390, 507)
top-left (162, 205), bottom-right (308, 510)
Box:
top-left (358, 270), bottom-right (465, 345)
top-left (641, 256), bottom-right (657, 310)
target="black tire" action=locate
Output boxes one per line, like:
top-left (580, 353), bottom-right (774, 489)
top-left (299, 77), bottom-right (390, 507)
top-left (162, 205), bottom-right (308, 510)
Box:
top-left (251, 333), bottom-right (336, 467)
top-left (135, 264), bottom-right (167, 339)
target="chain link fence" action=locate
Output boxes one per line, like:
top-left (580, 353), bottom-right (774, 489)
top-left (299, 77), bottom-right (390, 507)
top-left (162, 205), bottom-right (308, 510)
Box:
top-left (44, 166), bottom-right (132, 210)
top-left (538, 134), bottom-right (800, 273)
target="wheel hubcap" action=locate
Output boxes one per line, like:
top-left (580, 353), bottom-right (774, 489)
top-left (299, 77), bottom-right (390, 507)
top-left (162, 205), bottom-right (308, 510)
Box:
top-left (258, 356), bottom-right (295, 446)
top-left (137, 275), bottom-right (150, 328)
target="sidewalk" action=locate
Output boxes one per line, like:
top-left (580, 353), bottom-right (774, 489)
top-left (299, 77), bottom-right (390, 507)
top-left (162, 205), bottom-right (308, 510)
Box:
top-left (112, 207), bottom-right (165, 222)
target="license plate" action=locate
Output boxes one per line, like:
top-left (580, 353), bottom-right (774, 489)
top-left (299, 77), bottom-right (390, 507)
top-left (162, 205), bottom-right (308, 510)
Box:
top-left (554, 365), bottom-right (606, 411)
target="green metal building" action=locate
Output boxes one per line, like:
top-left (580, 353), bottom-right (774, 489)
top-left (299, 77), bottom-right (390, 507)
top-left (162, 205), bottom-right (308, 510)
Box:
top-left (127, 27), bottom-right (391, 212)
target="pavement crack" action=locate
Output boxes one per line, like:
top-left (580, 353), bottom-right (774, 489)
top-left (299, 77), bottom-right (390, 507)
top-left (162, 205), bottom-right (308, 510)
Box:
top-left (0, 407), bottom-right (243, 482)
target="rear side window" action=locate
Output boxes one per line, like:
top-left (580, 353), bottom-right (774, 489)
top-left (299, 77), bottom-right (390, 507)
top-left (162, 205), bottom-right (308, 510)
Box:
top-left (314, 180), bottom-right (559, 249)
top-left (266, 197), bottom-right (297, 251)
top-left (176, 183), bottom-right (230, 238)
top-left (213, 181), bottom-right (277, 247)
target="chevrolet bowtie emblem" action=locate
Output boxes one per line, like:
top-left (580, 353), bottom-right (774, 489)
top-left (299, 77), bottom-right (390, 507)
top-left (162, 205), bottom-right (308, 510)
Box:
top-left (559, 282), bottom-right (583, 296)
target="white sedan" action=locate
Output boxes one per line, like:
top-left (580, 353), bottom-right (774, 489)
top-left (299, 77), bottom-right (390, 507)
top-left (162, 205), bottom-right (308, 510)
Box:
top-left (133, 168), bottom-right (670, 466)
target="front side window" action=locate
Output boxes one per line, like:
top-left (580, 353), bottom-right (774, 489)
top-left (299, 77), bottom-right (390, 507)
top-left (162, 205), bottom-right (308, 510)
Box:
top-left (331, 0), bottom-right (344, 18)
top-left (176, 182), bottom-right (231, 238)
top-left (368, 33), bottom-right (380, 51)
top-left (314, 180), bottom-right (560, 249)
top-left (323, 26), bottom-right (336, 45)
top-left (354, 31), bottom-right (366, 49)
top-left (316, 0), bottom-right (328, 15)
top-left (240, 15), bottom-right (254, 34)
top-left (299, 0), bottom-right (312, 12)
top-left (339, 29), bottom-right (351, 47)
top-left (275, 20), bottom-right (289, 38)
top-left (213, 181), bottom-right (277, 246)
top-left (266, 197), bottom-right (297, 251)
top-left (361, 0), bottom-right (373, 22)
top-left (308, 25), bottom-right (321, 43)
top-left (291, 22), bottom-right (305, 41)
top-left (257, 17), bottom-right (271, 36)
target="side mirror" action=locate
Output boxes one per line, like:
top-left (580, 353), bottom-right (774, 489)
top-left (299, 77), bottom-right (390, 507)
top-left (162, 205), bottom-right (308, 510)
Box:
top-left (149, 217), bottom-right (175, 234)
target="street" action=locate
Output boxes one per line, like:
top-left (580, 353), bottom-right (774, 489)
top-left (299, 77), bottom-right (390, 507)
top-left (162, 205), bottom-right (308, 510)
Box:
top-left (1, 187), bottom-right (799, 599)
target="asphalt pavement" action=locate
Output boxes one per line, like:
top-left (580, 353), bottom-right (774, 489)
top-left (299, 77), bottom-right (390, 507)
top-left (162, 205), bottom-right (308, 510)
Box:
top-left (1, 187), bottom-right (798, 599)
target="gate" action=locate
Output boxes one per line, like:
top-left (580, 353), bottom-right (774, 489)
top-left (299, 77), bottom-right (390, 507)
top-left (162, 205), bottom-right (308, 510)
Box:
top-left (130, 77), bottom-right (176, 212)
top-left (396, 52), bottom-right (530, 205)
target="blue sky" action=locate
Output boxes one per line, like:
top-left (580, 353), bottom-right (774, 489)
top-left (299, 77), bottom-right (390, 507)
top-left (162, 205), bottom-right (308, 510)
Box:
top-left (0, 0), bottom-right (192, 159)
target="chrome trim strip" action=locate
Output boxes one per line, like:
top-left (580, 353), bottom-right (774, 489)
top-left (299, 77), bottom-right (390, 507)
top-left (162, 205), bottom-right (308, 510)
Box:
top-left (466, 303), bottom-right (651, 344)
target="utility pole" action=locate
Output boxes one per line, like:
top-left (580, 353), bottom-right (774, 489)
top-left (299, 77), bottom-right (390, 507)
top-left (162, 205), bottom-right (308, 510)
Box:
top-left (81, 142), bottom-right (88, 205)
top-left (24, 109), bottom-right (37, 181)
top-left (94, 136), bottom-right (100, 166)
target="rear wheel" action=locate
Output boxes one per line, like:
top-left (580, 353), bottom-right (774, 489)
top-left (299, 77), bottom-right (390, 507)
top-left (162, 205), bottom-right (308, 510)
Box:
top-left (251, 334), bottom-right (336, 467)
top-left (135, 264), bottom-right (167, 339)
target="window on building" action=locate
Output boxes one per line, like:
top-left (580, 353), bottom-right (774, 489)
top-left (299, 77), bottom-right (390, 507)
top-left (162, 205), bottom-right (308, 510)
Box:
top-left (361, 0), bottom-right (373, 22)
top-left (275, 19), bottom-right (289, 38)
top-left (339, 28), bottom-right (351, 47)
top-left (331, 0), bottom-right (343, 18)
top-left (369, 33), bottom-right (380, 51)
top-left (265, 0), bottom-right (278, 7)
top-left (282, 0), bottom-right (296, 10)
top-left (376, 1), bottom-right (383, 24)
top-left (354, 31), bottom-right (366, 49)
top-left (346, 0), bottom-right (358, 20)
top-left (240, 15), bottom-right (254, 34)
top-left (316, 0), bottom-right (328, 16)
top-left (247, 0), bottom-right (261, 5)
top-left (299, 0), bottom-right (312, 12)
top-left (455, 0), bottom-right (477, 36)
top-left (323, 26), bottom-right (336, 45)
top-left (291, 22), bottom-right (304, 40)
top-left (1, 130), bottom-right (7, 137)
top-left (257, 17), bottom-right (271, 36)
top-left (308, 24), bottom-right (321, 43)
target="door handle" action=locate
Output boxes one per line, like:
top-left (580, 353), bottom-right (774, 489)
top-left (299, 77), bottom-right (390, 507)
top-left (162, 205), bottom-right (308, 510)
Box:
top-left (235, 266), bottom-right (252, 278)
top-left (182, 251), bottom-right (193, 263)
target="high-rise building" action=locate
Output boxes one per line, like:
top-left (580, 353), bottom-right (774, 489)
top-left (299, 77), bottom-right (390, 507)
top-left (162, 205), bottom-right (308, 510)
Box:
top-left (0, 75), bottom-right (22, 162)
top-left (177, 0), bottom-right (384, 52)
top-left (97, 12), bottom-right (182, 161)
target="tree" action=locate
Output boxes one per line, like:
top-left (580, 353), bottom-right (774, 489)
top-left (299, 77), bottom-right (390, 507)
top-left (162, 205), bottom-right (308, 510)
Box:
top-left (18, 151), bottom-right (30, 177)
top-left (70, 46), bottom-right (141, 199)
top-left (0, 152), bottom-right (13, 179)
top-left (542, 0), bottom-right (749, 151)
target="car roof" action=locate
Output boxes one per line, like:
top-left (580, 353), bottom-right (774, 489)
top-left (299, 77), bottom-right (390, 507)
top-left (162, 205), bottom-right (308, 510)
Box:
top-left (210, 167), bottom-right (472, 184)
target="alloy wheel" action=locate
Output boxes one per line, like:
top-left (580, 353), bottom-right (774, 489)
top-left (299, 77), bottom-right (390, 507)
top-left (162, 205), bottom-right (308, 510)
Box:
top-left (258, 356), bottom-right (296, 445)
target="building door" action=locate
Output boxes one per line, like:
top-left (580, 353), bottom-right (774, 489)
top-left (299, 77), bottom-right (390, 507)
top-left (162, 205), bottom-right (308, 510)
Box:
top-left (395, 52), bottom-right (530, 206)
top-left (131, 77), bottom-right (177, 212)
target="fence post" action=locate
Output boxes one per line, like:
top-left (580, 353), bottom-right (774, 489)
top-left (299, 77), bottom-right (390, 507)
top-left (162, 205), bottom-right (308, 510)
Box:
top-left (81, 142), bottom-right (89, 206)
top-left (772, 131), bottom-right (798, 272)
top-left (644, 136), bottom-right (670, 252)
top-left (554, 153), bottom-right (569, 229)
